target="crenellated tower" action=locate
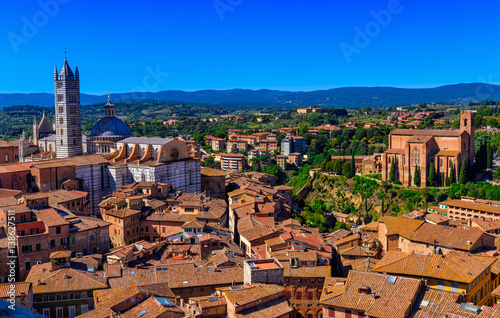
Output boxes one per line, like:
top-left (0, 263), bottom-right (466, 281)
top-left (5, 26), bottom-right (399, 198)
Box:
top-left (54, 57), bottom-right (82, 158)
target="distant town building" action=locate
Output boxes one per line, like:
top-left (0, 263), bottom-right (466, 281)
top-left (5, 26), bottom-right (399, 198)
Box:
top-left (297, 106), bottom-right (322, 114)
top-left (281, 136), bottom-right (306, 156)
top-left (220, 153), bottom-right (245, 171)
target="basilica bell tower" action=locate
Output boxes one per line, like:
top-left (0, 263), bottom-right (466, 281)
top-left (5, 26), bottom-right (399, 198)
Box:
top-left (54, 57), bottom-right (82, 158)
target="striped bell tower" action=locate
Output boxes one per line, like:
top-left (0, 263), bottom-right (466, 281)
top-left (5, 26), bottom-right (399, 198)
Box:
top-left (54, 57), bottom-right (82, 158)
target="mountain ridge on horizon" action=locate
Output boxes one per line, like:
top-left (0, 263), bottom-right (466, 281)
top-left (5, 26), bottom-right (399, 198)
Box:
top-left (1, 82), bottom-right (499, 109)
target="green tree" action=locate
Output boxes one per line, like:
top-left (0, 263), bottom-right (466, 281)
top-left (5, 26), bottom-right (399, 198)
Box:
top-left (493, 167), bottom-right (500, 180)
top-left (230, 143), bottom-right (238, 154)
top-left (342, 161), bottom-right (352, 177)
top-left (459, 160), bottom-right (468, 185)
top-left (487, 142), bottom-right (493, 169)
top-left (204, 157), bottom-right (219, 169)
top-left (449, 164), bottom-right (455, 184)
top-left (389, 161), bottom-right (396, 182)
top-left (413, 165), bottom-right (420, 187)
top-left (334, 159), bottom-right (344, 174)
top-left (428, 162), bottom-right (436, 186)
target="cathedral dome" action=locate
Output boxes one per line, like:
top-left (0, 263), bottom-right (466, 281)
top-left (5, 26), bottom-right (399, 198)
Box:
top-left (89, 116), bottom-right (132, 137)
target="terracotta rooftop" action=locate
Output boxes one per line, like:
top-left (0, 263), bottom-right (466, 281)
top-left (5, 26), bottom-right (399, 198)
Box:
top-left (444, 199), bottom-right (500, 214)
top-left (379, 216), bottom-right (425, 239)
top-left (34, 208), bottom-right (69, 227)
top-left (408, 288), bottom-right (463, 318)
top-left (281, 262), bottom-right (331, 278)
top-left (0, 282), bottom-right (31, 298)
top-left (0, 162), bottom-right (32, 174)
top-left (391, 128), bottom-right (463, 137)
top-left (201, 167), bottom-right (226, 177)
top-left (372, 251), bottom-right (496, 284)
top-left (26, 267), bottom-right (107, 294)
top-left (409, 223), bottom-right (486, 251)
top-left (224, 283), bottom-right (285, 306)
top-left (321, 271), bottom-right (423, 318)
top-left (190, 294), bottom-right (227, 309)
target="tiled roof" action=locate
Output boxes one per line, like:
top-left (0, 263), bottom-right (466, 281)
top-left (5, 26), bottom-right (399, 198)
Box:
top-left (104, 207), bottom-right (142, 218)
top-left (372, 251), bottom-right (496, 284)
top-left (321, 271), bottom-right (422, 318)
top-left (0, 162), bottom-right (32, 174)
top-left (49, 250), bottom-right (72, 259)
top-left (108, 263), bottom-right (243, 289)
top-left (239, 224), bottom-right (280, 242)
top-left (379, 216), bottom-right (425, 238)
top-left (0, 282), bottom-right (31, 298)
top-left (26, 267), bottom-right (108, 294)
top-left (34, 208), bottom-right (69, 227)
top-left (0, 204), bottom-right (30, 214)
top-left (390, 129), bottom-right (462, 137)
top-left (334, 234), bottom-right (359, 246)
top-left (436, 150), bottom-right (461, 157)
top-left (235, 297), bottom-right (293, 318)
top-left (190, 294), bottom-right (227, 309)
top-left (409, 223), bottom-right (486, 251)
top-left (408, 288), bottom-right (463, 318)
top-left (225, 284), bottom-right (285, 306)
top-left (445, 302), bottom-right (500, 318)
top-left (444, 199), bottom-right (500, 214)
top-left (288, 251), bottom-right (318, 262)
top-left (201, 167), bottom-right (226, 177)
top-left (265, 236), bottom-right (285, 247)
top-left (342, 257), bottom-right (378, 273)
top-left (473, 219), bottom-right (500, 232)
top-left (281, 262), bottom-right (331, 278)
top-left (182, 220), bottom-right (205, 229)
top-left (0, 189), bottom-right (22, 198)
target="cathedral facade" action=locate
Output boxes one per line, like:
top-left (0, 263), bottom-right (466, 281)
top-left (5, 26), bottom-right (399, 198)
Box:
top-left (19, 57), bottom-right (201, 214)
top-left (381, 110), bottom-right (475, 187)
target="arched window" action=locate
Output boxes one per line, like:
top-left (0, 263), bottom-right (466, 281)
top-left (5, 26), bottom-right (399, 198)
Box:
top-left (464, 118), bottom-right (468, 127)
top-left (4, 154), bottom-right (8, 163)
top-left (60, 117), bottom-right (63, 125)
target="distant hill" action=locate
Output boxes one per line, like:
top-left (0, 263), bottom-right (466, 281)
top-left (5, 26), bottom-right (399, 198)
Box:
top-left (2, 83), bottom-right (500, 108)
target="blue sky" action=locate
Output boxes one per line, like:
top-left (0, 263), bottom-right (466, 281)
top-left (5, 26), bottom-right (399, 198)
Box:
top-left (1, 0), bottom-right (500, 94)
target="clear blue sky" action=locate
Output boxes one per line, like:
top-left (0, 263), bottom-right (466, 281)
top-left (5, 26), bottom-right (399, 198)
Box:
top-left (1, 0), bottom-right (500, 94)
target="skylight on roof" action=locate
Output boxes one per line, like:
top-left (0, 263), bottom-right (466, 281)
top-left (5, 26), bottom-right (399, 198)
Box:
top-left (386, 276), bottom-right (397, 284)
top-left (138, 309), bottom-right (148, 317)
top-left (208, 297), bottom-right (217, 301)
top-left (182, 280), bottom-right (188, 284)
top-left (154, 297), bottom-right (173, 306)
top-left (420, 300), bottom-right (430, 307)
top-left (130, 270), bottom-right (136, 274)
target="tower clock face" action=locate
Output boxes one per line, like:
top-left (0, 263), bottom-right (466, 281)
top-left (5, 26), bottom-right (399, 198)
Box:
top-left (170, 148), bottom-right (179, 160)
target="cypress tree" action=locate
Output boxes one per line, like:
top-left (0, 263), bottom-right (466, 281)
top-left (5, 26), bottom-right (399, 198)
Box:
top-left (389, 161), bottom-right (396, 182)
top-left (487, 142), bottom-right (493, 169)
top-left (449, 165), bottom-right (455, 184)
top-left (459, 160), bottom-right (467, 184)
top-left (413, 165), bottom-right (420, 187)
top-left (428, 162), bottom-right (436, 186)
